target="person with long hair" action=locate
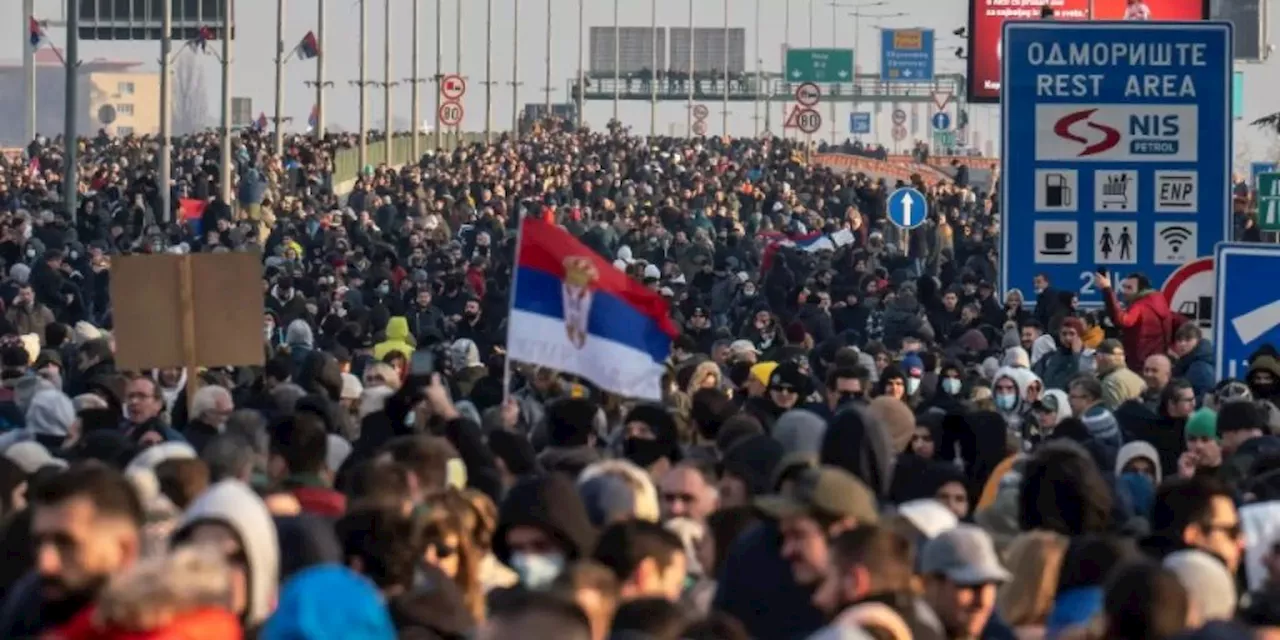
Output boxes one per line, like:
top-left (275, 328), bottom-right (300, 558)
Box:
top-left (998, 531), bottom-right (1069, 640)
top-left (418, 489), bottom-right (486, 622)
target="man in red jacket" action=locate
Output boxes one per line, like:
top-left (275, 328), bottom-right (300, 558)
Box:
top-left (1096, 270), bottom-right (1183, 372)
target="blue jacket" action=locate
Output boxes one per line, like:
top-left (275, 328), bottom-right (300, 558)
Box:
top-left (1174, 338), bottom-right (1215, 400)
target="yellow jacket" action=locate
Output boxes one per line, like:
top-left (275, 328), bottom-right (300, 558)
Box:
top-left (373, 316), bottom-right (416, 361)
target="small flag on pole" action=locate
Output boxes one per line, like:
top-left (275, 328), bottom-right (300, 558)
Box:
top-left (296, 31), bottom-right (320, 60)
top-left (255, 113), bottom-right (268, 131)
top-left (307, 105), bottom-right (318, 131)
top-left (193, 25), bottom-right (214, 52)
top-left (29, 17), bottom-right (43, 49)
top-left (27, 157), bottom-right (40, 179)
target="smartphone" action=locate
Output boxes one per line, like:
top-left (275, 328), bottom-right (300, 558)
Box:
top-left (1097, 267), bottom-right (1108, 276)
top-left (410, 349), bottom-right (435, 376)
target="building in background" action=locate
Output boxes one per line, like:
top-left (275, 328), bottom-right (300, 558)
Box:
top-left (0, 49), bottom-right (160, 145)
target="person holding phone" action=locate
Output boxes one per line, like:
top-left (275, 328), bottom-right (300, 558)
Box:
top-left (1095, 270), bottom-right (1182, 372)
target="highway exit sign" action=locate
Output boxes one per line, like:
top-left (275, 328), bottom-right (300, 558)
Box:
top-left (1257, 172), bottom-right (1280, 232)
top-left (785, 48), bottom-right (854, 83)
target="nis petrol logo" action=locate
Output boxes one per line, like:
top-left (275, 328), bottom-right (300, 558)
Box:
top-left (1035, 105), bottom-right (1198, 162)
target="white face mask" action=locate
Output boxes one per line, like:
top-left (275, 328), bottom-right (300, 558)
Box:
top-left (995, 392), bottom-right (1018, 412)
top-left (942, 378), bottom-right (962, 395)
top-left (906, 377), bottom-right (922, 395)
top-left (510, 552), bottom-right (565, 590)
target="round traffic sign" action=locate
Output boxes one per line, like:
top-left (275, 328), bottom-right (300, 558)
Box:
top-left (1162, 257), bottom-right (1214, 335)
top-left (692, 104), bottom-right (710, 120)
top-left (692, 120), bottom-right (708, 136)
top-left (98, 104), bottom-right (117, 125)
top-left (796, 108), bottom-right (822, 134)
top-left (892, 124), bottom-right (907, 141)
top-left (795, 82), bottom-right (821, 107)
top-left (439, 101), bottom-right (465, 127)
top-left (932, 112), bottom-right (951, 130)
top-left (887, 187), bottom-right (928, 230)
top-left (441, 75), bottom-right (467, 100)
top-left (891, 109), bottom-right (907, 125)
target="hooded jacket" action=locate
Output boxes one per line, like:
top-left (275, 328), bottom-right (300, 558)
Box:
top-left (821, 406), bottom-right (894, 501)
top-left (1115, 441), bottom-right (1163, 484)
top-left (1173, 338), bottom-right (1216, 399)
top-left (373, 316), bottom-right (415, 361)
top-left (172, 480), bottom-right (280, 630)
top-left (49, 548), bottom-right (243, 640)
top-left (1102, 287), bottom-right (1181, 372)
top-left (492, 474), bottom-right (597, 564)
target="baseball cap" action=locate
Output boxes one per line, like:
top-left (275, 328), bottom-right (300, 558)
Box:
top-left (4, 441), bottom-right (68, 474)
top-left (729, 339), bottom-right (761, 357)
top-left (1032, 393), bottom-right (1060, 414)
top-left (920, 524), bottom-right (1011, 586)
top-left (755, 466), bottom-right (879, 524)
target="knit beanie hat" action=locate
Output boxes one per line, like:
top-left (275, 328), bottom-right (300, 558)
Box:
top-left (1164, 549), bottom-right (1238, 622)
top-left (1186, 408), bottom-right (1219, 440)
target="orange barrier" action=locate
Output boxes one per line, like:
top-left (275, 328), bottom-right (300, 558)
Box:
top-left (813, 153), bottom-right (949, 186)
top-left (0, 148), bottom-right (23, 163)
top-left (887, 154), bottom-right (1000, 171)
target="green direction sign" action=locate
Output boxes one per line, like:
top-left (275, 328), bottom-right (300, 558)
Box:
top-left (1257, 172), bottom-right (1280, 232)
top-left (933, 130), bottom-right (955, 148)
top-left (785, 48), bottom-right (855, 83)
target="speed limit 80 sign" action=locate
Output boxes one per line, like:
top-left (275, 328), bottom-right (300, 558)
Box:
top-left (439, 101), bottom-right (464, 127)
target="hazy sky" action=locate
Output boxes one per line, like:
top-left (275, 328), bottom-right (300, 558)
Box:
top-left (5, 0), bottom-right (1279, 165)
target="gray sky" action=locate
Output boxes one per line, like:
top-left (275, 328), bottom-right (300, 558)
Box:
top-left (6, 0), bottom-right (1279, 166)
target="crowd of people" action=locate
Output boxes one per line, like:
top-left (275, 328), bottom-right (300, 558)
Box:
top-left (0, 117), bottom-right (1275, 640)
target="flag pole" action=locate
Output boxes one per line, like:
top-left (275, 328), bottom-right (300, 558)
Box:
top-left (502, 208), bottom-right (530, 403)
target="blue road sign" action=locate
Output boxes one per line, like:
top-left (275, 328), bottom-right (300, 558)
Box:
top-left (1000, 21), bottom-right (1232, 308)
top-left (850, 112), bottom-right (872, 134)
top-left (887, 187), bottom-right (928, 230)
top-left (1252, 162), bottom-right (1278, 187)
top-left (1214, 243), bottom-right (1280, 379)
top-left (881, 29), bottom-right (935, 82)
top-left (931, 112), bottom-right (951, 130)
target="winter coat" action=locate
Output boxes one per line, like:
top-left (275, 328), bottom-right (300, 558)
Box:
top-left (1173, 338), bottom-right (1216, 400)
top-left (1102, 287), bottom-right (1182, 372)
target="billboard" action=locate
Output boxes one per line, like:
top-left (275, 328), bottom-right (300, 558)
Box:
top-left (588, 27), bottom-right (668, 76)
top-left (966, 0), bottom-right (1208, 103)
top-left (670, 27), bottom-right (747, 74)
top-left (77, 0), bottom-right (235, 41)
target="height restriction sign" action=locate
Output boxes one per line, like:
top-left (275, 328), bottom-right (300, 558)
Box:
top-left (442, 75), bottom-right (466, 100)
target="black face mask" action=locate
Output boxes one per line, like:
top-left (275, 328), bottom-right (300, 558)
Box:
top-left (623, 437), bottom-right (669, 468)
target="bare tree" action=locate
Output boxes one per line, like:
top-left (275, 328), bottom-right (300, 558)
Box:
top-left (173, 55), bottom-right (210, 135)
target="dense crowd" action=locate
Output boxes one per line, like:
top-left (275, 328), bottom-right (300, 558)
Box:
top-left (0, 118), bottom-right (1275, 640)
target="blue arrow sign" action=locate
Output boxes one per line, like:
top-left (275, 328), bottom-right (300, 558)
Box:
top-left (881, 28), bottom-right (935, 83)
top-left (887, 187), bottom-right (928, 229)
top-left (931, 112), bottom-right (951, 130)
top-left (1214, 243), bottom-right (1280, 380)
top-left (1000, 21), bottom-right (1232, 308)
top-left (850, 112), bottom-right (872, 134)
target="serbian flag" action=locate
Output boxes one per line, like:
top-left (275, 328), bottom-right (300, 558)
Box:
top-left (27, 157), bottom-right (40, 179)
top-left (178, 198), bottom-right (207, 235)
top-left (508, 218), bottom-right (677, 400)
top-left (760, 230), bottom-right (834, 274)
top-left (296, 31), bottom-right (320, 60)
top-left (255, 113), bottom-right (268, 131)
top-left (29, 18), bottom-right (43, 49)
top-left (307, 104), bottom-right (318, 130)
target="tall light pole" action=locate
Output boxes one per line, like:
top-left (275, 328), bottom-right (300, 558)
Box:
top-left (22, 0), bottom-right (36, 144)
top-left (511, 0), bottom-right (521, 132)
top-left (753, 0), bottom-right (761, 136)
top-left (273, 0), bottom-right (286, 156)
top-left (64, 0), bottom-right (79, 221)
top-left (686, 0), bottom-right (694, 138)
top-left (544, 0), bottom-right (553, 114)
top-left (650, 0), bottom-right (657, 137)
top-left (485, 0), bottom-right (495, 140)
top-left (435, 0), bottom-right (443, 149)
top-left (315, 0), bottom-right (327, 140)
top-left (455, 0), bottom-right (462, 144)
top-left (383, 0), bottom-right (393, 164)
top-left (410, 0), bottom-right (421, 158)
top-left (577, 0), bottom-right (585, 128)
top-left (612, 0), bottom-right (620, 121)
top-left (808, 0), bottom-right (814, 46)
top-left (159, 0), bottom-right (173, 221)
top-left (357, 0), bottom-right (368, 169)
top-left (721, 0), bottom-right (729, 135)
top-left (219, 0), bottom-right (233, 205)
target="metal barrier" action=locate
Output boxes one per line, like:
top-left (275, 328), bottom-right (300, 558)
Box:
top-left (331, 132), bottom-right (490, 185)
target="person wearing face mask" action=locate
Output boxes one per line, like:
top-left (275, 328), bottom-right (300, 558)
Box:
top-left (991, 368), bottom-right (1031, 446)
top-left (900, 354), bottom-right (927, 406)
top-left (493, 474), bottom-right (598, 591)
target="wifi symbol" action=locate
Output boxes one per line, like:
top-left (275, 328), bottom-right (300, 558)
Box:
top-left (1160, 226), bottom-right (1193, 253)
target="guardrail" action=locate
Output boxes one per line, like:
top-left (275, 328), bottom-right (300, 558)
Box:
top-left (331, 133), bottom-right (490, 185)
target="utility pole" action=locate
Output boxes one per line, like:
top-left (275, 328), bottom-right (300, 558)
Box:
top-left (686, 0), bottom-right (694, 138)
top-left (722, 0), bottom-right (730, 136)
top-left (544, 0), bottom-right (552, 114)
top-left (159, 0), bottom-right (173, 222)
top-left (510, 0), bottom-right (521, 133)
top-left (383, 0), bottom-right (393, 164)
top-left (64, 0), bottom-right (79, 221)
top-left (273, 0), bottom-right (286, 156)
top-left (650, 0), bottom-right (657, 137)
top-left (410, 0), bottom-right (421, 158)
top-left (485, 0), bottom-right (495, 140)
top-left (315, 0), bottom-right (327, 140)
top-left (219, 0), bottom-right (233, 205)
top-left (455, 0), bottom-right (462, 146)
top-left (23, 0), bottom-right (36, 143)
top-left (435, 0), bottom-right (443, 150)
top-left (808, 0), bottom-right (814, 46)
top-left (612, 0), bottom-right (620, 122)
top-left (830, 0), bottom-right (836, 144)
